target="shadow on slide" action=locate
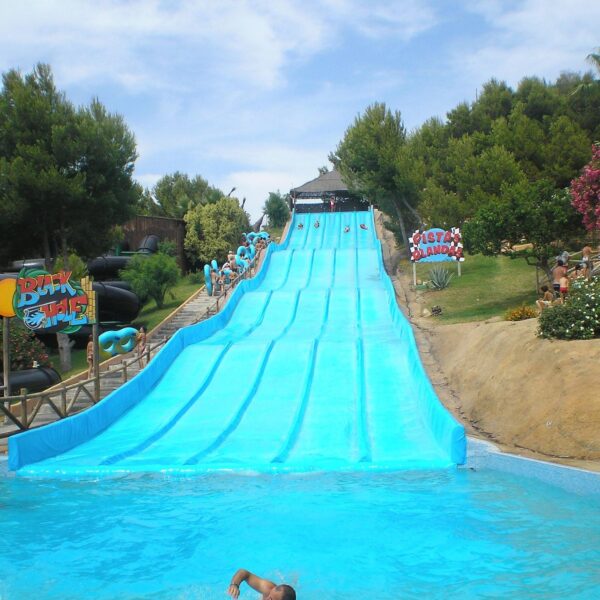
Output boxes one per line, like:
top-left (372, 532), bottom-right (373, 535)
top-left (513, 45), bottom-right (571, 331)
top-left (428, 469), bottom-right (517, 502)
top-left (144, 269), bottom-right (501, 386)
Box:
top-left (10, 209), bottom-right (465, 476)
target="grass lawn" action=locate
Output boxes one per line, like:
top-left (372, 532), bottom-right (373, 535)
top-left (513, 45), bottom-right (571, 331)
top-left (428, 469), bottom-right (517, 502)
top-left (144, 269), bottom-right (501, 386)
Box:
top-left (401, 254), bottom-right (539, 323)
top-left (53, 277), bottom-right (203, 380)
top-left (133, 278), bottom-right (202, 332)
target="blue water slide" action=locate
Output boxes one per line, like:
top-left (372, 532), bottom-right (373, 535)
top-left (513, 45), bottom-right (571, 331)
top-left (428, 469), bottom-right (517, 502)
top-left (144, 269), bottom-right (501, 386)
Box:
top-left (9, 210), bottom-right (465, 475)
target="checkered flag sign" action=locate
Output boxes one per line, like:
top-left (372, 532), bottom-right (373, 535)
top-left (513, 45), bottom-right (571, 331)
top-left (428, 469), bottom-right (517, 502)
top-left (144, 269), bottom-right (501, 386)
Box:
top-left (409, 227), bottom-right (465, 262)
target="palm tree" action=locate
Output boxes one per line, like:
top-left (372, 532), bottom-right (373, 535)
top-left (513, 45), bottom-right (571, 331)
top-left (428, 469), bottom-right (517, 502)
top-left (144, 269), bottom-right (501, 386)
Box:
top-left (571, 48), bottom-right (600, 96)
top-left (586, 49), bottom-right (600, 75)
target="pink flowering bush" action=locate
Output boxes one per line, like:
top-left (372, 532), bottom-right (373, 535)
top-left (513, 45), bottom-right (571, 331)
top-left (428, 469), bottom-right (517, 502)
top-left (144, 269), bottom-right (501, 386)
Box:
top-left (0, 321), bottom-right (52, 371)
top-left (570, 144), bottom-right (600, 232)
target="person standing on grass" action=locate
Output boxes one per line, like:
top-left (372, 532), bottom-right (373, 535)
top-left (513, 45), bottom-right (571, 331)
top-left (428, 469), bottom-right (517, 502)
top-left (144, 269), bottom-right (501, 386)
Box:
top-left (227, 569), bottom-right (296, 600)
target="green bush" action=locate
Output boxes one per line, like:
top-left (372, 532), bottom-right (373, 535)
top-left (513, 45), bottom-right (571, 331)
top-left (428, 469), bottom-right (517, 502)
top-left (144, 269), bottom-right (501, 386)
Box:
top-left (185, 271), bottom-right (204, 285)
top-left (158, 240), bottom-right (177, 257)
top-left (120, 253), bottom-right (180, 308)
top-left (538, 278), bottom-right (600, 340)
top-left (0, 320), bottom-right (52, 371)
top-left (54, 252), bottom-right (88, 280)
top-left (428, 265), bottom-right (453, 290)
top-left (505, 304), bottom-right (538, 321)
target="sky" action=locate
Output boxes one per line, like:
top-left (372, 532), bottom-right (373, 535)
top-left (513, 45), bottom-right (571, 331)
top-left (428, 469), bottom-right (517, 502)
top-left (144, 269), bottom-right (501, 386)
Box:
top-left (1, 0), bottom-right (598, 221)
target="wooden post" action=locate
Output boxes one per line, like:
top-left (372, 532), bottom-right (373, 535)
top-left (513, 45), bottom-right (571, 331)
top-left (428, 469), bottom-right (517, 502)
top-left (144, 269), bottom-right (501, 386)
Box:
top-left (122, 361), bottom-right (128, 383)
top-left (93, 297), bottom-right (100, 402)
top-left (61, 386), bottom-right (67, 417)
top-left (20, 388), bottom-right (28, 428)
top-left (412, 262), bottom-right (417, 287)
top-left (2, 317), bottom-right (10, 398)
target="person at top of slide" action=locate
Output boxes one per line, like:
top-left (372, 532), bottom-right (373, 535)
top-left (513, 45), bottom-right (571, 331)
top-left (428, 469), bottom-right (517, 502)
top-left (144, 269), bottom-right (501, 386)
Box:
top-left (227, 569), bottom-right (296, 600)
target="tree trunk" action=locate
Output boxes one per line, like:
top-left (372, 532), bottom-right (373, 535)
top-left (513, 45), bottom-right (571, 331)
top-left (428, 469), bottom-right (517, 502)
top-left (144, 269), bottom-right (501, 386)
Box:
top-left (56, 228), bottom-right (73, 373)
top-left (393, 200), bottom-right (411, 259)
top-left (539, 257), bottom-right (552, 286)
top-left (42, 228), bottom-right (52, 272)
top-left (56, 332), bottom-right (75, 373)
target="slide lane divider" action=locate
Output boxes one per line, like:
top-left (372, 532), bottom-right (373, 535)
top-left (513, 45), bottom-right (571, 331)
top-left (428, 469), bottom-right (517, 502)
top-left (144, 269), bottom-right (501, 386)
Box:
top-left (356, 336), bottom-right (371, 463)
top-left (269, 285), bottom-right (330, 465)
top-left (301, 214), bottom-right (311, 249)
top-left (330, 249), bottom-right (337, 289)
top-left (271, 338), bottom-right (319, 464)
top-left (275, 249), bottom-right (296, 291)
top-left (100, 342), bottom-right (234, 466)
top-left (184, 286), bottom-right (304, 463)
top-left (336, 211), bottom-right (343, 248)
top-left (304, 248), bottom-right (316, 289)
top-left (184, 340), bottom-right (276, 465)
top-left (221, 289), bottom-right (274, 345)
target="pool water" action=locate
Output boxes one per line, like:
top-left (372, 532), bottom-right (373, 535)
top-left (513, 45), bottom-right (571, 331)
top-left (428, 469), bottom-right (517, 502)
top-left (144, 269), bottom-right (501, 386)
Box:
top-left (1, 463), bottom-right (599, 599)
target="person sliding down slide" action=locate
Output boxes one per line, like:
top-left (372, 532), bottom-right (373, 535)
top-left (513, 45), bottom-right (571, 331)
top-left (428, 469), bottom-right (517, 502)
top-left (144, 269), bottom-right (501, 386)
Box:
top-left (297, 223), bottom-right (304, 229)
top-left (314, 220), bottom-right (320, 228)
top-left (360, 223), bottom-right (368, 230)
top-left (344, 226), bottom-right (350, 233)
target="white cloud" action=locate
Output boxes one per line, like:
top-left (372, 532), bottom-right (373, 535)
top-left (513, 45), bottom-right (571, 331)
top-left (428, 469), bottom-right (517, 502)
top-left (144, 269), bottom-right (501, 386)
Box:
top-left (135, 173), bottom-right (163, 191)
top-left (455, 0), bottom-right (600, 86)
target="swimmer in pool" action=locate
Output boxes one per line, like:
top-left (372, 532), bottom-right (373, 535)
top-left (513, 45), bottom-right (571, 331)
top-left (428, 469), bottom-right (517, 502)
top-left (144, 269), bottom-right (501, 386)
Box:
top-left (227, 569), bottom-right (296, 600)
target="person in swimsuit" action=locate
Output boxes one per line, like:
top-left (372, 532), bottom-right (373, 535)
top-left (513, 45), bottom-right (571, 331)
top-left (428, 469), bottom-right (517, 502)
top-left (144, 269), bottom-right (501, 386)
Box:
top-left (137, 326), bottom-right (147, 367)
top-left (360, 223), bottom-right (368, 230)
top-left (314, 220), bottom-right (320, 228)
top-left (297, 222), bottom-right (304, 230)
top-left (344, 225), bottom-right (350, 233)
top-left (559, 274), bottom-right (569, 302)
top-left (551, 260), bottom-right (567, 296)
top-left (86, 334), bottom-right (94, 379)
top-left (536, 285), bottom-right (555, 312)
top-left (227, 569), bottom-right (295, 600)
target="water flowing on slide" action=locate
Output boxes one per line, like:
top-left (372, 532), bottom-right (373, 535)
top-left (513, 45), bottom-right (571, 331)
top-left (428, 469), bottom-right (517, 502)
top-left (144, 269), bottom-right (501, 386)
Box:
top-left (10, 209), bottom-right (465, 476)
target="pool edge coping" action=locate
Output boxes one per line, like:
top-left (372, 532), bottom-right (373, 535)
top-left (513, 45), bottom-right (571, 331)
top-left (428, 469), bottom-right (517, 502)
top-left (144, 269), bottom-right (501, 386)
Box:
top-left (464, 436), bottom-right (600, 496)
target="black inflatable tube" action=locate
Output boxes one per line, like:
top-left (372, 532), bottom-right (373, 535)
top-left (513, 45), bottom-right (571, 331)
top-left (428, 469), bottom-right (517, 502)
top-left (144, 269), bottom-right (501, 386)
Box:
top-left (92, 282), bottom-right (141, 323)
top-left (138, 235), bottom-right (159, 254)
top-left (87, 255), bottom-right (132, 279)
top-left (101, 280), bottom-right (132, 291)
top-left (0, 367), bottom-right (61, 394)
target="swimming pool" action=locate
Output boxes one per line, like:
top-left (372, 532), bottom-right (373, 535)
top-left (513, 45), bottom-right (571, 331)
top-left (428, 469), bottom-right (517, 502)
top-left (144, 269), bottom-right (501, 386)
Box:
top-left (1, 461), bottom-right (599, 599)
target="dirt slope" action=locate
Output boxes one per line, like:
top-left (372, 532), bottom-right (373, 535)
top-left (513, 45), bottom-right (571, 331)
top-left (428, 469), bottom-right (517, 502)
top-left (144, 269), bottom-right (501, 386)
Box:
top-left (429, 318), bottom-right (600, 467)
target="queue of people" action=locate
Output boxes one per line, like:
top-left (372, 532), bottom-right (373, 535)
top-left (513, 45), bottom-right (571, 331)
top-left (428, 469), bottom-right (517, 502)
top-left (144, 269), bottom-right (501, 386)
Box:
top-left (208, 233), bottom-right (271, 294)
